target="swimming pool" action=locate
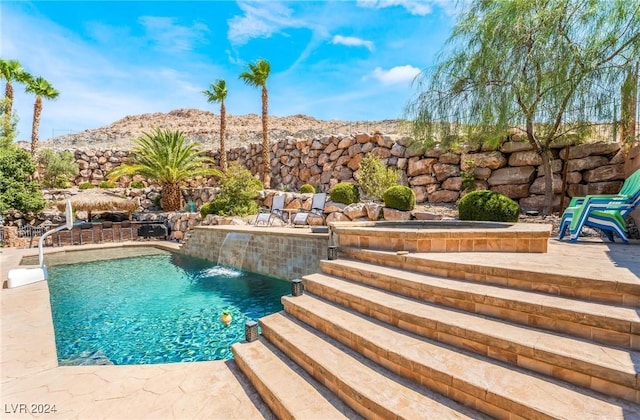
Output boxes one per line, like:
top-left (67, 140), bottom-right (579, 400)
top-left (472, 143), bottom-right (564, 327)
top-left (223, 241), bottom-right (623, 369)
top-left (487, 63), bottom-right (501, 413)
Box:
top-left (46, 248), bottom-right (290, 365)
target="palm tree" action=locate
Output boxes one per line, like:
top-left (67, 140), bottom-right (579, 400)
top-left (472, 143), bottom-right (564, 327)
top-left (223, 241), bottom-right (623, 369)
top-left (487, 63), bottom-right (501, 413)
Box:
top-left (202, 79), bottom-right (228, 171)
top-left (24, 75), bottom-right (59, 156)
top-left (107, 128), bottom-right (220, 211)
top-left (0, 59), bottom-right (29, 118)
top-left (239, 58), bottom-right (271, 188)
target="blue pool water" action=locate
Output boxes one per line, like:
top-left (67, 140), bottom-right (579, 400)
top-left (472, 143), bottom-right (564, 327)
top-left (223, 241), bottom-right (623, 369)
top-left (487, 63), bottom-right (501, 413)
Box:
top-left (46, 251), bottom-right (290, 365)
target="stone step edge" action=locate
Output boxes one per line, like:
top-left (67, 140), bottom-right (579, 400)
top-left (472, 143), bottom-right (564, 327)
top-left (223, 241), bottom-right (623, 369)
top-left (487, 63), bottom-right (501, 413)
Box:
top-left (339, 246), bottom-right (640, 305)
top-left (283, 294), bottom-right (640, 416)
top-left (303, 272), bottom-right (639, 397)
top-left (320, 258), bottom-right (639, 338)
top-left (231, 339), bottom-right (354, 420)
top-left (259, 312), bottom-right (485, 420)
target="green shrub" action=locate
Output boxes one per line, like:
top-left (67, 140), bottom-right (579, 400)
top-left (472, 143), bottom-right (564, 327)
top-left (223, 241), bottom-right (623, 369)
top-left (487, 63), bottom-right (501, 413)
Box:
top-left (37, 149), bottom-right (78, 188)
top-left (383, 185), bottom-right (416, 211)
top-left (458, 190), bottom-right (520, 222)
top-left (0, 145), bottom-right (46, 214)
top-left (460, 160), bottom-right (476, 192)
top-left (300, 184), bottom-right (315, 194)
top-left (79, 182), bottom-right (94, 189)
top-left (329, 182), bottom-right (360, 205)
top-left (98, 181), bottom-right (116, 188)
top-left (130, 180), bottom-right (145, 189)
top-left (356, 154), bottom-right (400, 200)
top-left (203, 162), bottom-right (262, 217)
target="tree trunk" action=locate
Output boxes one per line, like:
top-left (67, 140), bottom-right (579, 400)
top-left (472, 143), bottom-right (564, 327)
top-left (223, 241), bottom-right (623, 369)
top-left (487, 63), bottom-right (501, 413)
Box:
top-left (31, 96), bottom-right (42, 156)
top-left (261, 85), bottom-right (271, 188)
top-left (5, 81), bottom-right (13, 117)
top-left (541, 148), bottom-right (554, 216)
top-left (161, 182), bottom-right (182, 211)
top-left (219, 102), bottom-right (227, 171)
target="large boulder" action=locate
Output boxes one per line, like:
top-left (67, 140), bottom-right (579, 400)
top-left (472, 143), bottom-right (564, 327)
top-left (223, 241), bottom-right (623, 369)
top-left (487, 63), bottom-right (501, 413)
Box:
top-left (566, 156), bottom-right (609, 172)
top-left (559, 142), bottom-right (621, 160)
top-left (407, 158), bottom-right (437, 176)
top-left (409, 175), bottom-right (438, 186)
top-left (488, 166), bottom-right (536, 186)
top-left (582, 164), bottom-right (625, 183)
top-left (508, 150), bottom-right (543, 166)
top-left (462, 151), bottom-right (507, 169)
top-left (500, 141), bottom-right (534, 153)
top-left (433, 163), bottom-right (460, 182)
top-left (490, 184), bottom-right (531, 199)
top-left (364, 202), bottom-right (383, 220)
top-left (343, 203), bottom-right (367, 220)
top-left (325, 212), bottom-right (350, 223)
top-left (428, 190), bottom-right (459, 203)
top-left (383, 208), bottom-right (411, 221)
top-left (529, 175), bottom-right (563, 195)
top-left (519, 194), bottom-right (564, 212)
top-left (441, 177), bottom-right (463, 191)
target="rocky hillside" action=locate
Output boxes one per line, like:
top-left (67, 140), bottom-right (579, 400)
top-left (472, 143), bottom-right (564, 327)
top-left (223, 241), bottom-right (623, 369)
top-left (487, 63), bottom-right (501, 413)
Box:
top-left (37, 109), bottom-right (410, 151)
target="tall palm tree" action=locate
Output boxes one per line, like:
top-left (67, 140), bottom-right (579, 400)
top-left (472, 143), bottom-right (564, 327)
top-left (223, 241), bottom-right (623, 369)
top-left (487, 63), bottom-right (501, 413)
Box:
top-left (0, 59), bottom-right (29, 118)
top-left (24, 75), bottom-right (59, 156)
top-left (239, 58), bottom-right (271, 188)
top-left (107, 128), bottom-right (220, 211)
top-left (202, 79), bottom-right (228, 171)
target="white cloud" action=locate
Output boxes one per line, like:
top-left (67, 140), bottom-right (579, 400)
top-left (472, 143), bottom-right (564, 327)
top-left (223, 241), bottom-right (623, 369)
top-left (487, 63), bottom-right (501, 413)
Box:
top-left (138, 16), bottom-right (209, 53)
top-left (356, 0), bottom-right (456, 16)
top-left (370, 65), bottom-right (421, 84)
top-left (227, 2), bottom-right (302, 45)
top-left (331, 35), bottom-right (374, 52)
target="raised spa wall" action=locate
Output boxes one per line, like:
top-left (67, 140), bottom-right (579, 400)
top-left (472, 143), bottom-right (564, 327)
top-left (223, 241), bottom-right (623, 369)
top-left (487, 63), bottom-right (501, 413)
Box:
top-left (180, 226), bottom-right (330, 281)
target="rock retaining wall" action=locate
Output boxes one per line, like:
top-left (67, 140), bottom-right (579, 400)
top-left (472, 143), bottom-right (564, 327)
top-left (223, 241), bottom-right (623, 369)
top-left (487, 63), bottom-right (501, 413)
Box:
top-left (67, 135), bottom-right (628, 212)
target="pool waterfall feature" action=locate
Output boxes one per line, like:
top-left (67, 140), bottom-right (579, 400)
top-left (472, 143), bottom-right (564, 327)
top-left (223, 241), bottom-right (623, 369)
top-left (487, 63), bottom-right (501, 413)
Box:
top-left (181, 226), bottom-right (331, 281)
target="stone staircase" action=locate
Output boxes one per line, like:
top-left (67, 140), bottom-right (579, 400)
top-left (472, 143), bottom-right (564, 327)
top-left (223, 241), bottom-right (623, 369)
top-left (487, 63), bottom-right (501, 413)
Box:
top-left (232, 244), bottom-right (640, 419)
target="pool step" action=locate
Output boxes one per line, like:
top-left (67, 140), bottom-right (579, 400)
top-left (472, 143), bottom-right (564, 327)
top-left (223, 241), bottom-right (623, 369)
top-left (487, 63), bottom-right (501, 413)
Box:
top-left (319, 258), bottom-right (640, 351)
top-left (232, 338), bottom-right (359, 419)
top-left (259, 312), bottom-right (485, 420)
top-left (339, 246), bottom-right (640, 306)
top-left (281, 294), bottom-right (640, 417)
top-left (302, 272), bottom-right (640, 402)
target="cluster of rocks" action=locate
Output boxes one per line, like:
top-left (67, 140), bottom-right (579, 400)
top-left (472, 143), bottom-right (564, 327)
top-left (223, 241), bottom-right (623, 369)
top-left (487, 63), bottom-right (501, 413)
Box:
top-left (65, 133), bottom-right (627, 213)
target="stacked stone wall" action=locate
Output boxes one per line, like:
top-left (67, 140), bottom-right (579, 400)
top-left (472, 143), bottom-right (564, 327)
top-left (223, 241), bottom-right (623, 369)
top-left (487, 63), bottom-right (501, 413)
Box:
top-left (68, 134), bottom-right (628, 212)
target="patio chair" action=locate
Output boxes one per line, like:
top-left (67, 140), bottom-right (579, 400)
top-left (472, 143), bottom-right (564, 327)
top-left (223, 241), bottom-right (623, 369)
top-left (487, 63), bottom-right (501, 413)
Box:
top-left (255, 194), bottom-right (286, 226)
top-left (79, 222), bottom-right (95, 245)
top-left (292, 193), bottom-right (327, 226)
top-left (559, 169), bottom-right (640, 243)
top-left (100, 221), bottom-right (114, 242)
top-left (118, 220), bottom-right (134, 241)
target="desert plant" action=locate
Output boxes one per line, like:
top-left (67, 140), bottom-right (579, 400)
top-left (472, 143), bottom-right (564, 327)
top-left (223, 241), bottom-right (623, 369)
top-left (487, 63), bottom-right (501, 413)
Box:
top-left (300, 184), bottom-right (315, 194)
top-left (37, 149), bottom-right (78, 188)
top-left (130, 180), bottom-right (145, 189)
top-left (202, 79), bottom-right (228, 171)
top-left (79, 182), bottom-right (94, 189)
top-left (329, 182), bottom-right (360, 205)
top-left (203, 162), bottom-right (262, 217)
top-left (107, 128), bottom-right (220, 211)
top-left (98, 181), bottom-right (115, 188)
top-left (458, 190), bottom-right (520, 222)
top-left (0, 144), bottom-right (46, 214)
top-left (383, 185), bottom-right (416, 211)
top-left (356, 154), bottom-right (400, 201)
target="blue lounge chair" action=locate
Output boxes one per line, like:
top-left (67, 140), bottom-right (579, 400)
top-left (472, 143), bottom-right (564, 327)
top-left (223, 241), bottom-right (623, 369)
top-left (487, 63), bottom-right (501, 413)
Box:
top-left (559, 169), bottom-right (640, 243)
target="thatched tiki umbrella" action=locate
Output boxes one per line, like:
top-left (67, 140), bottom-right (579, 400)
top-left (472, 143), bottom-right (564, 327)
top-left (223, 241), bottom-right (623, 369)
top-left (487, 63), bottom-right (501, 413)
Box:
top-left (56, 190), bottom-right (140, 221)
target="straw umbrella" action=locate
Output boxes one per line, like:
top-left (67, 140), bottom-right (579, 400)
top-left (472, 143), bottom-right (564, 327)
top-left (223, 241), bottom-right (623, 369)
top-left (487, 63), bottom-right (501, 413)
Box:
top-left (56, 190), bottom-right (140, 221)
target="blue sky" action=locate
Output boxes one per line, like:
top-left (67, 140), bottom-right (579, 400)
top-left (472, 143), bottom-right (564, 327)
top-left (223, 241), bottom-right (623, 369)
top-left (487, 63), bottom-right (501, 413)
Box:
top-left (2, 1), bottom-right (456, 141)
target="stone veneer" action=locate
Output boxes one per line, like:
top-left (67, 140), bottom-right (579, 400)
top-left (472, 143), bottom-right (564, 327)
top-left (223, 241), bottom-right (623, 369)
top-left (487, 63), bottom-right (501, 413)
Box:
top-left (181, 225), bottom-right (329, 281)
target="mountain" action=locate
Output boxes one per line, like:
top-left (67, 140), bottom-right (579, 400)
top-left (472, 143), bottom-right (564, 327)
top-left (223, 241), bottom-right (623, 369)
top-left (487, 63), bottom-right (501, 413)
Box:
top-left (37, 109), bottom-right (410, 150)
